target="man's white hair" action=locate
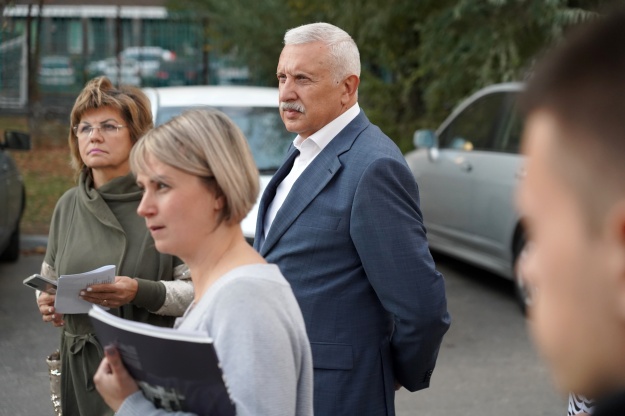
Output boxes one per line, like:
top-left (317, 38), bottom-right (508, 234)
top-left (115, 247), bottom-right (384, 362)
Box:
top-left (284, 22), bottom-right (361, 83)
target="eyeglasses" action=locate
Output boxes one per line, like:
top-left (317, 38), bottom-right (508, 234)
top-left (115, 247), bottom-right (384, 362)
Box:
top-left (73, 123), bottom-right (126, 138)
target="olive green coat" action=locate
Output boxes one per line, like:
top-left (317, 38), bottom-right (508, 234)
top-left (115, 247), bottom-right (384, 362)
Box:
top-left (44, 172), bottom-right (182, 416)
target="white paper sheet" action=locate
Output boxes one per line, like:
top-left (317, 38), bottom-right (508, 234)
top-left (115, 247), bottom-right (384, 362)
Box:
top-left (54, 265), bottom-right (115, 314)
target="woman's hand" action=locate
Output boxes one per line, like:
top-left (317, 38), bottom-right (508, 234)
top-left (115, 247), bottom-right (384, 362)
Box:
top-left (79, 276), bottom-right (139, 308)
top-left (37, 292), bottom-right (64, 327)
top-left (94, 345), bottom-right (139, 411)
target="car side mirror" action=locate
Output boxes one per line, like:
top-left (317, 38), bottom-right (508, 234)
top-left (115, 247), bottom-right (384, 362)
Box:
top-left (413, 129), bottom-right (437, 149)
top-left (2, 130), bottom-right (31, 151)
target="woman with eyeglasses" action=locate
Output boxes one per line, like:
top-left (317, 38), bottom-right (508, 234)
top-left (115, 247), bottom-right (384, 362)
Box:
top-left (35, 76), bottom-right (193, 416)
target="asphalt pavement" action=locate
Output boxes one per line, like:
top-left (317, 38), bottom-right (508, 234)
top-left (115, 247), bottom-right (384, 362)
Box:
top-left (0, 237), bottom-right (566, 416)
top-left (0, 249), bottom-right (59, 416)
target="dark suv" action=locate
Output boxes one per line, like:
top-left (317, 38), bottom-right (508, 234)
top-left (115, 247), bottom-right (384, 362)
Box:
top-left (0, 131), bottom-right (30, 261)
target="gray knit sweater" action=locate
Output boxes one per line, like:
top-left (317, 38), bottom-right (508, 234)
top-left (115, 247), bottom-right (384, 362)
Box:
top-left (116, 264), bottom-right (313, 416)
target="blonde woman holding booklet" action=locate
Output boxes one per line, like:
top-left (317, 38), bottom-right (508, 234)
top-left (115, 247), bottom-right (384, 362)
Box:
top-left (94, 108), bottom-right (313, 416)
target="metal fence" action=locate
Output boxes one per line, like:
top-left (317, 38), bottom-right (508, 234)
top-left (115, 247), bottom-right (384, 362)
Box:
top-left (0, 33), bottom-right (27, 109)
top-left (0, 4), bottom-right (257, 119)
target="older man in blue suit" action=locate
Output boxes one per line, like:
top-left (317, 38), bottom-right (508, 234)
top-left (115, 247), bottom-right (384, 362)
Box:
top-left (255, 22), bottom-right (450, 416)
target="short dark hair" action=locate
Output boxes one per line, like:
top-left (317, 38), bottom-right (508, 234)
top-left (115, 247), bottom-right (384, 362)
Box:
top-left (522, 8), bottom-right (625, 229)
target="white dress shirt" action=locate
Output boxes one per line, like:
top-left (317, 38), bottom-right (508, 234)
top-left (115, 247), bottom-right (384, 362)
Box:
top-left (264, 103), bottom-right (361, 238)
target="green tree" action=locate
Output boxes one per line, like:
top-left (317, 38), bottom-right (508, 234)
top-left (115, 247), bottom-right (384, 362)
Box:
top-left (170, 0), bottom-right (609, 151)
top-left (418, 0), bottom-right (597, 125)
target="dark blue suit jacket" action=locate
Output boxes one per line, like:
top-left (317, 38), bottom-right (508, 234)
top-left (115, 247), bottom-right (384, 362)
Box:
top-left (255, 110), bottom-right (450, 416)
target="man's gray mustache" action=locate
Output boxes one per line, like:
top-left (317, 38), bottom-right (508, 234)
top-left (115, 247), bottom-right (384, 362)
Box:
top-left (280, 102), bottom-right (305, 113)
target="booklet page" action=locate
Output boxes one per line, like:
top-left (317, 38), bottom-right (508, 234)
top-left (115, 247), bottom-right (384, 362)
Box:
top-left (54, 265), bottom-right (115, 314)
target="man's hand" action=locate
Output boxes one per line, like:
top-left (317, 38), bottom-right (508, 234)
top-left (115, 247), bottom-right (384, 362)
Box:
top-left (37, 292), bottom-right (64, 327)
top-left (94, 346), bottom-right (139, 411)
top-left (80, 276), bottom-right (139, 308)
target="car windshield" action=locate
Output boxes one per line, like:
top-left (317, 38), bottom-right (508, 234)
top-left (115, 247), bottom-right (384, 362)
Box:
top-left (123, 49), bottom-right (163, 60)
top-left (155, 106), bottom-right (293, 173)
top-left (127, 53), bottom-right (160, 61)
top-left (42, 58), bottom-right (70, 68)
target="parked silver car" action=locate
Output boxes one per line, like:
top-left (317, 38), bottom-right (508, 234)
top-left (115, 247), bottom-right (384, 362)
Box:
top-left (0, 131), bottom-right (30, 261)
top-left (405, 83), bottom-right (529, 311)
top-left (142, 85), bottom-right (293, 243)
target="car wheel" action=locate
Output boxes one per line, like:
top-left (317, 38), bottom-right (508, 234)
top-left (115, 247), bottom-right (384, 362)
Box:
top-left (0, 221), bottom-right (20, 262)
top-left (1, 187), bottom-right (25, 263)
top-left (513, 232), bottom-right (531, 315)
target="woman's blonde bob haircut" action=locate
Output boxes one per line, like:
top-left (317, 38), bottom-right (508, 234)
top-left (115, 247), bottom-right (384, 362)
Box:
top-left (68, 76), bottom-right (153, 178)
top-left (130, 108), bottom-right (259, 226)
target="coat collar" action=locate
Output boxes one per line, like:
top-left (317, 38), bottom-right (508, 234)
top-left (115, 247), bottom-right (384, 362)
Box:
top-left (79, 171), bottom-right (142, 233)
top-left (258, 111), bottom-right (370, 255)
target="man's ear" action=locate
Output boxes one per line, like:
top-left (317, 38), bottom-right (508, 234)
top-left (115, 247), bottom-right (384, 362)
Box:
top-left (605, 200), bottom-right (625, 320)
top-left (341, 74), bottom-right (360, 105)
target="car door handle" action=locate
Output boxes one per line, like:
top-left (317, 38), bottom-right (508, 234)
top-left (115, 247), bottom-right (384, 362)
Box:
top-left (459, 161), bottom-right (473, 172)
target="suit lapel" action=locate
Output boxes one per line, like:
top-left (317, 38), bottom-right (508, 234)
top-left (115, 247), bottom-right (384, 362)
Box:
top-left (260, 111), bottom-right (370, 255)
top-left (255, 146), bottom-right (299, 249)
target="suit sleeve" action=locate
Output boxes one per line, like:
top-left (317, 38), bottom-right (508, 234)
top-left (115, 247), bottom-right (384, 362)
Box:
top-left (351, 156), bottom-right (451, 392)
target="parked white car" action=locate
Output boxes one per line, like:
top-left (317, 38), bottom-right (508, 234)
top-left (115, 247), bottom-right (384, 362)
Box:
top-left (38, 55), bottom-right (75, 86)
top-left (142, 86), bottom-right (293, 243)
top-left (405, 83), bottom-right (529, 311)
top-left (100, 58), bottom-right (142, 86)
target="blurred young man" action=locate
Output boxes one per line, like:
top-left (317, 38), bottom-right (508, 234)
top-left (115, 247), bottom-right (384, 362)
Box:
top-left (517, 9), bottom-right (625, 415)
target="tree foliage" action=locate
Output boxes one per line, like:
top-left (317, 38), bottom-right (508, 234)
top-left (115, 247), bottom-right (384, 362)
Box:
top-left (417, 0), bottom-right (603, 125)
top-left (170, 0), bottom-right (612, 151)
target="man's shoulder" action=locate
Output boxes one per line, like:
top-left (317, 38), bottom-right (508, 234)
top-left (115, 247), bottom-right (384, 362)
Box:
top-left (348, 122), bottom-right (404, 162)
top-left (594, 391), bottom-right (625, 416)
top-left (344, 112), bottom-right (400, 152)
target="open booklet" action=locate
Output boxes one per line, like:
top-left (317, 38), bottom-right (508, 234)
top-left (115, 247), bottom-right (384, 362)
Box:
top-left (89, 306), bottom-right (236, 415)
top-left (54, 265), bottom-right (115, 314)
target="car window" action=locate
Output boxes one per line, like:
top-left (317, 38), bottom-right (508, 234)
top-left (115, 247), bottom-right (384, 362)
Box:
top-left (496, 99), bottom-right (524, 154)
top-left (438, 92), bottom-right (508, 152)
top-left (155, 106), bottom-right (293, 173)
top-left (42, 60), bottom-right (70, 69)
top-left (127, 53), bottom-right (160, 61)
